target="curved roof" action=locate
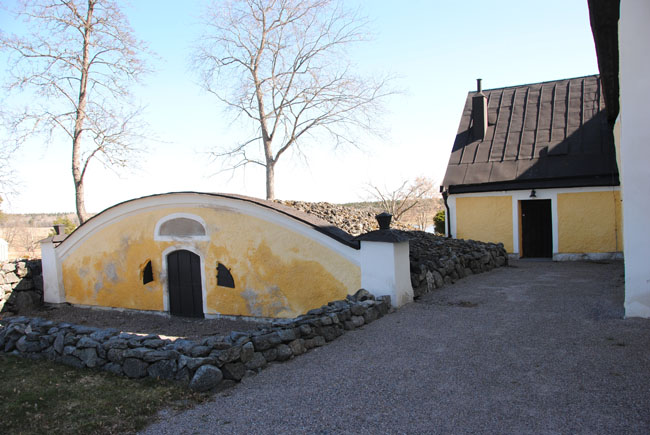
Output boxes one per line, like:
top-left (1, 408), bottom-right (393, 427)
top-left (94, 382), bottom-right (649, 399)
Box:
top-left (57, 192), bottom-right (360, 250)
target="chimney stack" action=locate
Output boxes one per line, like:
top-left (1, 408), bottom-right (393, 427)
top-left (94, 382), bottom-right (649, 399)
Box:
top-left (472, 78), bottom-right (487, 140)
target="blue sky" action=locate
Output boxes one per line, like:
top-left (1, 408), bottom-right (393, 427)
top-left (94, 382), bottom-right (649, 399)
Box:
top-left (0, 0), bottom-right (598, 213)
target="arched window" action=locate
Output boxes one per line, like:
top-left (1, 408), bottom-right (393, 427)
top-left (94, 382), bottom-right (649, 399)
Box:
top-left (159, 218), bottom-right (205, 237)
top-left (142, 260), bottom-right (154, 284)
top-left (154, 214), bottom-right (209, 241)
top-left (217, 262), bottom-right (235, 288)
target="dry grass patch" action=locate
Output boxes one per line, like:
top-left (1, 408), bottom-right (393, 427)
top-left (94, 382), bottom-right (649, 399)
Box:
top-left (0, 354), bottom-right (208, 434)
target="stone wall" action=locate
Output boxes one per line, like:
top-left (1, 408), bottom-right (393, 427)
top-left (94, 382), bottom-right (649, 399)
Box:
top-left (405, 231), bottom-right (508, 298)
top-left (0, 290), bottom-right (390, 392)
top-left (276, 200), bottom-right (414, 236)
top-left (0, 260), bottom-right (43, 313)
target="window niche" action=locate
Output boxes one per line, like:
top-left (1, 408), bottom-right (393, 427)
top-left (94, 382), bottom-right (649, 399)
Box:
top-left (142, 260), bottom-right (154, 285)
top-left (216, 263), bottom-right (235, 288)
top-left (159, 218), bottom-right (205, 237)
top-left (155, 214), bottom-right (209, 241)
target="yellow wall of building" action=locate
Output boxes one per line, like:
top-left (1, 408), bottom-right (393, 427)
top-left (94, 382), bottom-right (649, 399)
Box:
top-left (61, 206), bottom-right (360, 318)
top-left (456, 196), bottom-right (513, 252)
top-left (557, 190), bottom-right (623, 253)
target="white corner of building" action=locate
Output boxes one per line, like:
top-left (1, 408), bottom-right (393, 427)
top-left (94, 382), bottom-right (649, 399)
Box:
top-left (40, 240), bottom-right (64, 304)
top-left (360, 240), bottom-right (414, 307)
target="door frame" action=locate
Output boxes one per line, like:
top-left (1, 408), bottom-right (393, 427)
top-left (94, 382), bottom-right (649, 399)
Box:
top-left (161, 245), bottom-right (207, 315)
top-left (519, 199), bottom-right (553, 258)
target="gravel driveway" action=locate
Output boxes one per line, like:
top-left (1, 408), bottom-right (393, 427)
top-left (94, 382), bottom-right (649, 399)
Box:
top-left (141, 260), bottom-right (650, 434)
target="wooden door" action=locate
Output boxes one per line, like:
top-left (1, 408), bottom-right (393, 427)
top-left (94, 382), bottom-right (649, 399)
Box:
top-left (521, 199), bottom-right (552, 258)
top-left (167, 250), bottom-right (204, 318)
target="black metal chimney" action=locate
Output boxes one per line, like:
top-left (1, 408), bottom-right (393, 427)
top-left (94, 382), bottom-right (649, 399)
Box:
top-left (472, 78), bottom-right (487, 140)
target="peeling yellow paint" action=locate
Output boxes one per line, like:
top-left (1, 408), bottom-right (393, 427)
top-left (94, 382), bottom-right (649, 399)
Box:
top-left (456, 196), bottom-right (513, 252)
top-left (61, 206), bottom-right (360, 318)
top-left (557, 190), bottom-right (623, 253)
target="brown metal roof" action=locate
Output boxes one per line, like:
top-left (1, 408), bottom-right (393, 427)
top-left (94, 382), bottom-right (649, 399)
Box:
top-left (442, 75), bottom-right (619, 194)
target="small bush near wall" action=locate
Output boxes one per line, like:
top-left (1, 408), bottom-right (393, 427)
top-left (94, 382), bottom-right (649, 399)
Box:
top-left (0, 260), bottom-right (43, 314)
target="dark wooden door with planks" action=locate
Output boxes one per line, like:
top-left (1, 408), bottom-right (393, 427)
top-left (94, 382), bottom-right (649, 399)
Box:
top-left (521, 199), bottom-right (553, 258)
top-left (167, 250), bottom-right (204, 318)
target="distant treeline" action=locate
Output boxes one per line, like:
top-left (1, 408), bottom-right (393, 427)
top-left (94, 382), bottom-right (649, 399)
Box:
top-left (0, 212), bottom-right (88, 228)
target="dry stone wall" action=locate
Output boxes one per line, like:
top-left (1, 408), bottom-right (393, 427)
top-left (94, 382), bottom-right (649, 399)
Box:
top-left (0, 260), bottom-right (43, 313)
top-left (0, 290), bottom-right (390, 392)
top-left (405, 231), bottom-right (508, 298)
top-left (276, 200), bottom-right (414, 236)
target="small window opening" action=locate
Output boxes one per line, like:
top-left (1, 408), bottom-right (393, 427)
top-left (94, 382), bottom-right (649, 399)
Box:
top-left (158, 217), bottom-right (206, 237)
top-left (217, 263), bottom-right (235, 288)
top-left (142, 260), bottom-right (154, 285)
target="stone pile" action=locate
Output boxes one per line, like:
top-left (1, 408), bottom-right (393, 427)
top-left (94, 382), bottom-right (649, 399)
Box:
top-left (276, 200), bottom-right (413, 236)
top-left (0, 260), bottom-right (43, 313)
top-left (404, 231), bottom-right (508, 298)
top-left (0, 289), bottom-right (391, 392)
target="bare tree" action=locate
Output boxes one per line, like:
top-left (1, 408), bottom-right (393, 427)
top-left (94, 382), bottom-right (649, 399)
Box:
top-left (367, 176), bottom-right (435, 223)
top-left (194, 0), bottom-right (391, 200)
top-left (0, 140), bottom-right (18, 200)
top-left (0, 0), bottom-right (149, 224)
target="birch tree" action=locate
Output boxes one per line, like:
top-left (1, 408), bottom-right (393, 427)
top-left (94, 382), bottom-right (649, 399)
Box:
top-left (0, 0), bottom-right (149, 223)
top-left (194, 0), bottom-right (390, 200)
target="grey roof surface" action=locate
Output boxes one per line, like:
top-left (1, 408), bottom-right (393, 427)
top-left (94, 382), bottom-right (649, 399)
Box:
top-left (442, 75), bottom-right (619, 193)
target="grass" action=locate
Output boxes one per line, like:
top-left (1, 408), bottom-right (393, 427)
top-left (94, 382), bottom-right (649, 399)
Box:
top-left (0, 354), bottom-right (208, 434)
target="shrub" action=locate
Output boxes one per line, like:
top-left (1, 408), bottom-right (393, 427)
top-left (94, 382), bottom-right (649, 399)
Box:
top-left (433, 210), bottom-right (445, 235)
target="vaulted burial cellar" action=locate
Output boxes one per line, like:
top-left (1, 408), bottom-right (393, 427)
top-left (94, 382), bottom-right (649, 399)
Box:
top-left (41, 192), bottom-right (413, 319)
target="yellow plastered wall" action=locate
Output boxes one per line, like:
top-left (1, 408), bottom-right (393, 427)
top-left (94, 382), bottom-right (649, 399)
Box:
top-left (557, 190), bottom-right (623, 253)
top-left (60, 207), bottom-right (360, 318)
top-left (456, 196), bottom-right (513, 252)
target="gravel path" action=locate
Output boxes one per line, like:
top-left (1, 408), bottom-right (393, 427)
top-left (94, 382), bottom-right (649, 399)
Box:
top-left (141, 260), bottom-right (650, 434)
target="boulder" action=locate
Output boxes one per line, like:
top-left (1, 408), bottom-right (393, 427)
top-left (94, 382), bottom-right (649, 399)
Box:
top-left (189, 365), bottom-right (223, 392)
top-left (123, 358), bottom-right (149, 378)
top-left (148, 360), bottom-right (177, 380)
top-left (221, 362), bottom-right (246, 381)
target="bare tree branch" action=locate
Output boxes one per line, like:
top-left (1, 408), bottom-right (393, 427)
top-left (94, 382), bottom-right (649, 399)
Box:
top-left (0, 0), bottom-right (151, 223)
top-left (366, 177), bottom-right (436, 222)
top-left (194, 0), bottom-right (393, 199)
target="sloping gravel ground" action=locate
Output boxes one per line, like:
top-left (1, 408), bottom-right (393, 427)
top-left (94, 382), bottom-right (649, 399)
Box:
top-left (141, 260), bottom-right (650, 434)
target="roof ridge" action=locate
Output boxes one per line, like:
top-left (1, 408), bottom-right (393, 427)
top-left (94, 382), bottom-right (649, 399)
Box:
top-left (469, 73), bottom-right (600, 94)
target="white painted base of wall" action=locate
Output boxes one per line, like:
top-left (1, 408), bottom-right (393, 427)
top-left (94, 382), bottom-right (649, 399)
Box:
top-left (625, 301), bottom-right (650, 319)
top-left (360, 240), bottom-right (414, 307)
top-left (553, 252), bottom-right (624, 261)
top-left (41, 240), bottom-right (64, 304)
